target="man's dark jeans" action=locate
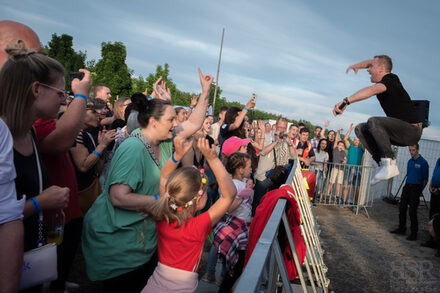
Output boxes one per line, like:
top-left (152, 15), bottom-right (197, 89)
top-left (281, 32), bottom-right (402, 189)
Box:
top-left (399, 184), bottom-right (423, 233)
top-left (355, 116), bottom-right (422, 163)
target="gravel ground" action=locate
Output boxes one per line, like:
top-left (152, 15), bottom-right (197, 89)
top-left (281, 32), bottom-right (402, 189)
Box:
top-left (315, 199), bottom-right (440, 293)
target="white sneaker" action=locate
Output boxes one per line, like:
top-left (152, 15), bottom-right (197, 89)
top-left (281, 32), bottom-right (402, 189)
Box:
top-left (373, 158), bottom-right (399, 183)
top-left (370, 160), bottom-right (382, 185)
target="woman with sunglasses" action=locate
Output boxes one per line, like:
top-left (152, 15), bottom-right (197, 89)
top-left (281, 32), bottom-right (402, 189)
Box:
top-left (0, 41), bottom-right (91, 291)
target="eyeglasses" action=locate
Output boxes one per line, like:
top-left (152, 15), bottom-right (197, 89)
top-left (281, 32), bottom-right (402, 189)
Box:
top-left (40, 83), bottom-right (69, 100)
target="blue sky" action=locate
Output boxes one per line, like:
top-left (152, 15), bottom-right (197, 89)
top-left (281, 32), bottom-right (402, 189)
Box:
top-left (1, 0), bottom-right (439, 139)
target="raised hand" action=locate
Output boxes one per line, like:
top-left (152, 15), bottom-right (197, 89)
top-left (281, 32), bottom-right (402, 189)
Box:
top-left (142, 87), bottom-right (148, 97)
top-left (245, 97), bottom-right (256, 110)
top-left (173, 136), bottom-right (193, 161)
top-left (333, 101), bottom-right (347, 116)
top-left (198, 68), bottom-right (214, 94)
top-left (198, 138), bottom-right (217, 161)
top-left (153, 76), bottom-right (172, 101)
top-left (71, 69), bottom-right (92, 97)
top-left (324, 120), bottom-right (330, 128)
top-left (346, 65), bottom-right (359, 74)
top-left (190, 95), bottom-right (198, 108)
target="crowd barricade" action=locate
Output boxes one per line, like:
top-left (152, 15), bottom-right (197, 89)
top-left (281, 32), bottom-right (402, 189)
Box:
top-left (309, 161), bottom-right (375, 217)
top-left (235, 158), bottom-right (329, 293)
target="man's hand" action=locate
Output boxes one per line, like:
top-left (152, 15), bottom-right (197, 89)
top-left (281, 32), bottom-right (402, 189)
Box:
top-left (346, 65), bottom-right (359, 74)
top-left (333, 101), bottom-right (347, 116)
top-left (198, 68), bottom-right (214, 94)
top-left (71, 69), bottom-right (92, 97)
top-left (37, 186), bottom-right (70, 210)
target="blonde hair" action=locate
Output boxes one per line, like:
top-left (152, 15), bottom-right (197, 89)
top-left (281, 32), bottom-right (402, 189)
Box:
top-left (143, 166), bottom-right (208, 227)
top-left (114, 97), bottom-right (130, 120)
top-left (0, 40), bottom-right (65, 137)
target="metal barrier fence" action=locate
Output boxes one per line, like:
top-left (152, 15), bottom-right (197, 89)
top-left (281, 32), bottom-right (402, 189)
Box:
top-left (309, 161), bottom-right (375, 217)
top-left (235, 158), bottom-right (329, 293)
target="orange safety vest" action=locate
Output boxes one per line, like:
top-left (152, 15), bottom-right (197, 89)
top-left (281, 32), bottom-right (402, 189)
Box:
top-left (293, 138), bottom-right (313, 159)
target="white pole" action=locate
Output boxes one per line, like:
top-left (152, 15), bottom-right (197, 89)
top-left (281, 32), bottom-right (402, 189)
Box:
top-left (212, 28), bottom-right (225, 116)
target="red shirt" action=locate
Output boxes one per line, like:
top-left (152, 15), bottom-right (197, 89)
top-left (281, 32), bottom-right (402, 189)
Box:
top-left (34, 119), bottom-right (81, 224)
top-left (156, 211), bottom-right (212, 272)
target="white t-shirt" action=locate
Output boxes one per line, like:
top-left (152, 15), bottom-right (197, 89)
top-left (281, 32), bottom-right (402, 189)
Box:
top-left (209, 122), bottom-right (220, 143)
top-left (314, 151), bottom-right (329, 171)
top-left (219, 178), bottom-right (252, 223)
top-left (0, 118), bottom-right (24, 224)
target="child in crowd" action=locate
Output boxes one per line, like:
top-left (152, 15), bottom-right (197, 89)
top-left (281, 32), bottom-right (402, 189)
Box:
top-left (141, 137), bottom-right (236, 293)
top-left (313, 138), bottom-right (329, 199)
top-left (327, 140), bottom-right (347, 202)
top-left (214, 152), bottom-right (254, 292)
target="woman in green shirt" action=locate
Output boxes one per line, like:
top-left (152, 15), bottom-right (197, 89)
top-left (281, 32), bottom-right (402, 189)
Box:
top-left (82, 69), bottom-right (214, 293)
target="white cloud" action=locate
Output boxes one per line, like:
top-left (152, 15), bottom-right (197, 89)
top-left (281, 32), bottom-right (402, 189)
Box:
top-left (0, 5), bottom-right (70, 29)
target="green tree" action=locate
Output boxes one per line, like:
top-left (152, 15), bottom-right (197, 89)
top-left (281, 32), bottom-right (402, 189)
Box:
top-left (94, 42), bottom-right (132, 98)
top-left (46, 33), bottom-right (86, 90)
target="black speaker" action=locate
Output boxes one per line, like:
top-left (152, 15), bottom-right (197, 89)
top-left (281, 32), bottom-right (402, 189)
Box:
top-left (412, 100), bottom-right (430, 128)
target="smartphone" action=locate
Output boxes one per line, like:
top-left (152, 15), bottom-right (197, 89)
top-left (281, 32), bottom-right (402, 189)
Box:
top-left (69, 72), bottom-right (84, 86)
top-left (251, 93), bottom-right (257, 103)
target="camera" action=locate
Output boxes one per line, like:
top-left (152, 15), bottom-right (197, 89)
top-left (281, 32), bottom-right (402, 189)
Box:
top-left (251, 93), bottom-right (257, 103)
top-left (69, 72), bottom-right (84, 86)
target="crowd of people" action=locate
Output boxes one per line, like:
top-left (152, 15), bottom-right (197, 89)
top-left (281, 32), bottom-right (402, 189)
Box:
top-left (1, 19), bottom-right (440, 293)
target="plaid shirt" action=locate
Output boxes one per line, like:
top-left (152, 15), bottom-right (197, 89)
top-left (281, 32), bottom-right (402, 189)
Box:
top-left (213, 215), bottom-right (249, 275)
top-left (310, 138), bottom-right (319, 151)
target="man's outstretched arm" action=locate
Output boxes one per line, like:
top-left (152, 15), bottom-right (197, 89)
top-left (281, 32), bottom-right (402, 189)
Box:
top-left (333, 83), bottom-right (386, 116)
top-left (346, 59), bottom-right (373, 74)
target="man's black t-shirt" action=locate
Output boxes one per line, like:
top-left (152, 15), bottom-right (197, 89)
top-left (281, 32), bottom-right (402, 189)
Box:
top-left (377, 73), bottom-right (420, 123)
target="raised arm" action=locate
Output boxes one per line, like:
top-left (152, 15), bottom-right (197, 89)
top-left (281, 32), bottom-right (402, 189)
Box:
top-left (346, 59), bottom-right (373, 74)
top-left (186, 95), bottom-right (198, 118)
top-left (38, 69), bottom-right (92, 154)
top-left (228, 98), bottom-right (255, 131)
top-left (321, 120), bottom-right (329, 138)
top-left (344, 123), bottom-right (354, 149)
top-left (333, 83), bottom-right (386, 116)
top-left (334, 129), bottom-right (342, 149)
top-left (159, 136), bottom-right (193, 196)
top-left (175, 68), bottom-right (213, 138)
top-left (198, 139), bottom-right (236, 225)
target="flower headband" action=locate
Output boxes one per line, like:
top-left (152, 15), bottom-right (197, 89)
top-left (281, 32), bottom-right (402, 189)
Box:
top-left (169, 167), bottom-right (207, 212)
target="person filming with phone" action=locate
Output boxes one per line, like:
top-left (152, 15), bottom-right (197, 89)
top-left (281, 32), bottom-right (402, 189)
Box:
top-left (333, 55), bottom-right (422, 185)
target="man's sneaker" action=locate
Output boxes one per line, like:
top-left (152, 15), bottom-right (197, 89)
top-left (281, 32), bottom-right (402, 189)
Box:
top-left (421, 239), bottom-right (437, 249)
top-left (390, 228), bottom-right (406, 235)
top-left (373, 158), bottom-right (399, 184)
top-left (406, 233), bottom-right (417, 241)
top-left (201, 272), bottom-right (217, 284)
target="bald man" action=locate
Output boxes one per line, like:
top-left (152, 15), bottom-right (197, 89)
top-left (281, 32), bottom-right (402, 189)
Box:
top-left (0, 20), bottom-right (41, 66)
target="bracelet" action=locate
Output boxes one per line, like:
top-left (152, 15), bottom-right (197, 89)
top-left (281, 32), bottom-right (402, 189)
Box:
top-left (189, 106), bottom-right (194, 110)
top-left (243, 107), bottom-right (249, 111)
top-left (93, 150), bottom-right (101, 158)
top-left (154, 194), bottom-right (159, 200)
top-left (74, 94), bottom-right (88, 102)
top-left (29, 197), bottom-right (41, 214)
top-left (148, 96), bottom-right (153, 100)
top-left (171, 153), bottom-right (179, 164)
top-left (344, 97), bottom-right (350, 105)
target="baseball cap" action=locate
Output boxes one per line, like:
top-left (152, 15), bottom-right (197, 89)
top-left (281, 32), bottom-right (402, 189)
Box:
top-left (222, 136), bottom-right (250, 156)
